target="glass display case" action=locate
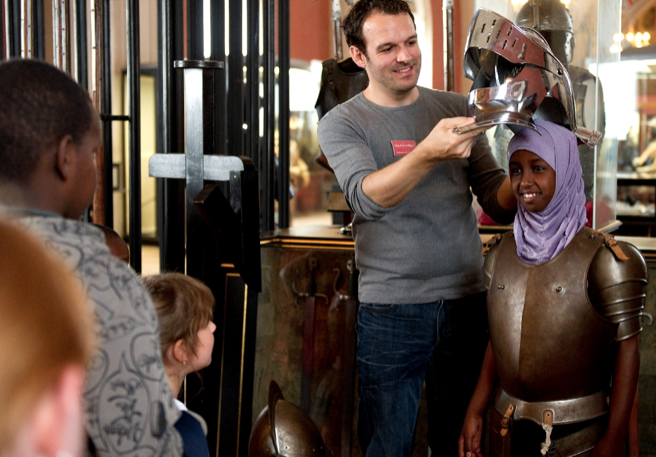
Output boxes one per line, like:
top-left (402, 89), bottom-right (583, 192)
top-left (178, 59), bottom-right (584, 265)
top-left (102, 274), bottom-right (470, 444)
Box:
top-left (612, 46), bottom-right (656, 235)
top-left (472, 0), bottom-right (620, 231)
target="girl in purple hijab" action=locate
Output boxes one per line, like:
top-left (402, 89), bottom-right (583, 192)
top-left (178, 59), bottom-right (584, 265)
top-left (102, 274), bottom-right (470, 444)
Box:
top-left (507, 118), bottom-right (587, 264)
top-left (459, 119), bottom-right (646, 457)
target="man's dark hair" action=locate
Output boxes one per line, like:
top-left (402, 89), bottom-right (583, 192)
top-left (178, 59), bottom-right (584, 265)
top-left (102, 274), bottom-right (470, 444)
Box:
top-left (342, 0), bottom-right (415, 56)
top-left (0, 59), bottom-right (95, 183)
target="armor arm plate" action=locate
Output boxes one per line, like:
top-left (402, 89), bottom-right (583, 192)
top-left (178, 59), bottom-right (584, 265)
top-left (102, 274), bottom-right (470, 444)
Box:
top-left (587, 241), bottom-right (648, 341)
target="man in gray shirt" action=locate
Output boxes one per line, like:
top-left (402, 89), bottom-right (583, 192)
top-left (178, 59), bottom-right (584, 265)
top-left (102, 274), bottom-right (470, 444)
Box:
top-left (317, 0), bottom-right (515, 455)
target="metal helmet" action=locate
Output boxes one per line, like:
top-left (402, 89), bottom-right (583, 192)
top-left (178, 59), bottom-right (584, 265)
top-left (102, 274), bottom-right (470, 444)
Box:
top-left (515, 0), bottom-right (575, 66)
top-left (249, 381), bottom-right (327, 457)
top-left (515, 0), bottom-right (574, 34)
top-left (462, 8), bottom-right (600, 146)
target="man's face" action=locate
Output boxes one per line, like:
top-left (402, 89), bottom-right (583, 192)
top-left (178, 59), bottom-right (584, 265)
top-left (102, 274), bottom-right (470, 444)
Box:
top-left (67, 112), bottom-right (101, 219)
top-left (359, 12), bottom-right (421, 99)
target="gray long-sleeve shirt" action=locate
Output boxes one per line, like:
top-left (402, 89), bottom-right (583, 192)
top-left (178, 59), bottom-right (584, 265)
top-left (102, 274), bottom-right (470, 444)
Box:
top-left (318, 86), bottom-right (514, 304)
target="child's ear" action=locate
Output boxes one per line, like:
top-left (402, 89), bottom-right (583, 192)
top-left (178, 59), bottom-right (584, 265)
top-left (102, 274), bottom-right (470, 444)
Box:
top-left (54, 134), bottom-right (75, 181)
top-left (172, 339), bottom-right (188, 364)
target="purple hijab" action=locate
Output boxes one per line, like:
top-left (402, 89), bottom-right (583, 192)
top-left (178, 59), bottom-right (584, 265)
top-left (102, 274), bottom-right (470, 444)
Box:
top-left (507, 119), bottom-right (587, 264)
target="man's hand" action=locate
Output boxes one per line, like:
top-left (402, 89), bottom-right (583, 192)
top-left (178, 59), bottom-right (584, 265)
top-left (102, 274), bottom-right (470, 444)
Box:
top-left (458, 414), bottom-right (484, 457)
top-left (361, 116), bottom-right (489, 208)
top-left (414, 117), bottom-right (490, 166)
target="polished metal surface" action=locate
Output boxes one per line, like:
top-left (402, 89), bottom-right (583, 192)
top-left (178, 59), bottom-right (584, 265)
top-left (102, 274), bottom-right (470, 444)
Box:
top-left (588, 238), bottom-right (648, 341)
top-left (173, 59), bottom-right (223, 68)
top-left (493, 388), bottom-right (608, 426)
top-left (149, 154), bottom-right (245, 181)
top-left (515, 0), bottom-right (574, 34)
top-left (486, 229), bottom-right (617, 402)
top-left (249, 381), bottom-right (326, 457)
top-left (463, 8), bottom-right (601, 147)
top-left (443, 0), bottom-right (454, 91)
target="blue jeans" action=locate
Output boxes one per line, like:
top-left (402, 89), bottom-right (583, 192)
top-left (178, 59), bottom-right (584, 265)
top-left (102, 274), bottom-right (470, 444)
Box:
top-left (356, 292), bottom-right (489, 457)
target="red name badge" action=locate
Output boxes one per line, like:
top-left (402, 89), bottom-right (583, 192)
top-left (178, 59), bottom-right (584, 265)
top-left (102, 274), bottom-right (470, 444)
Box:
top-left (391, 140), bottom-right (416, 156)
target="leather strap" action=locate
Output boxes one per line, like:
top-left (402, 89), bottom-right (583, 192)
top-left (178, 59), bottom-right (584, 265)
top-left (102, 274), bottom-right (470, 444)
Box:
top-left (481, 232), bottom-right (503, 255)
top-left (594, 230), bottom-right (630, 261)
top-left (500, 403), bottom-right (516, 437)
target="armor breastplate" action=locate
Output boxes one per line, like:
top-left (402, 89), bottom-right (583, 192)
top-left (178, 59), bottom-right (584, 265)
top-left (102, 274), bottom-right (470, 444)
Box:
top-left (488, 228), bottom-right (617, 403)
top-left (314, 57), bottom-right (369, 120)
top-left (313, 57), bottom-right (369, 172)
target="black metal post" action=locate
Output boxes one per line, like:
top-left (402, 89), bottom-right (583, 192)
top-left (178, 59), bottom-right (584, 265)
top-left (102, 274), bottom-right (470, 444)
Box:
top-left (33, 0), bottom-right (44, 59)
top-left (227, 0), bottom-right (244, 158)
top-left (157, 0), bottom-right (186, 274)
top-left (211, 0), bottom-right (226, 158)
top-left (262, 0), bottom-right (275, 231)
top-left (127, 0), bottom-right (141, 272)
top-left (245, 0), bottom-right (259, 165)
top-left (74, 0), bottom-right (87, 88)
top-left (1, 0), bottom-right (6, 60)
top-left (64, 0), bottom-right (71, 74)
top-left (101, 0), bottom-right (114, 228)
top-left (277, 0), bottom-right (290, 228)
top-left (187, 0), bottom-right (203, 59)
top-left (8, 0), bottom-right (19, 57)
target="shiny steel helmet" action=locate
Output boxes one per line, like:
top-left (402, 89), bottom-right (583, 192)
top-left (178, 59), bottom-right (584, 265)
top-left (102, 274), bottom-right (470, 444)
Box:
top-left (462, 8), bottom-right (600, 146)
top-left (249, 381), bottom-right (326, 457)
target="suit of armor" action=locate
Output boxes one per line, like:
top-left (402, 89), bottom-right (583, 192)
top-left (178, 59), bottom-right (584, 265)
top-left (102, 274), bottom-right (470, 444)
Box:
top-left (483, 227), bottom-right (647, 456)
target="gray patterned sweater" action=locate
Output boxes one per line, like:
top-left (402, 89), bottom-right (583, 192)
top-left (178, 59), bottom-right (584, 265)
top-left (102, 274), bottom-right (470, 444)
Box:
top-left (19, 213), bottom-right (182, 457)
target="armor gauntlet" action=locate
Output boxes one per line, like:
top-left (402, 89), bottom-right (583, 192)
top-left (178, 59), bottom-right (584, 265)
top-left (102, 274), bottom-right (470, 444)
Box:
top-left (587, 240), bottom-right (648, 341)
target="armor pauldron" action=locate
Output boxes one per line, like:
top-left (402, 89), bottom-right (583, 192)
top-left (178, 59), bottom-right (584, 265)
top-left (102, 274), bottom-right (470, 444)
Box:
top-left (587, 239), bottom-right (647, 341)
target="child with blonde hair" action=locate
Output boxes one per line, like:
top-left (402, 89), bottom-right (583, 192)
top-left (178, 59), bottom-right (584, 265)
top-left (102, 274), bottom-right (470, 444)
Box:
top-left (0, 219), bottom-right (95, 457)
top-left (143, 272), bottom-right (217, 457)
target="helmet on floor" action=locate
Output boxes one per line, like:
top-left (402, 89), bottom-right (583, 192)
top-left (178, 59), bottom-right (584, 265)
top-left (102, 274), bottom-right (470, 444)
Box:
top-left (249, 380), bottom-right (327, 457)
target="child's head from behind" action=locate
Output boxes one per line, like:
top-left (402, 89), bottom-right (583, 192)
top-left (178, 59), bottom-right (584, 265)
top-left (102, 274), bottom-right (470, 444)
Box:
top-left (507, 119), bottom-right (582, 214)
top-left (143, 273), bottom-right (216, 372)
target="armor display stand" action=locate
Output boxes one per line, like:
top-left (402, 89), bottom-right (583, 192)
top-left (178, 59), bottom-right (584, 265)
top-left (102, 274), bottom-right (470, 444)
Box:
top-left (149, 59), bottom-right (262, 457)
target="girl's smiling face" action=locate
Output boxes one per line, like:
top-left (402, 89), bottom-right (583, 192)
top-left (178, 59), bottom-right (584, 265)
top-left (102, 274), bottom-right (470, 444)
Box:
top-left (509, 149), bottom-right (556, 213)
